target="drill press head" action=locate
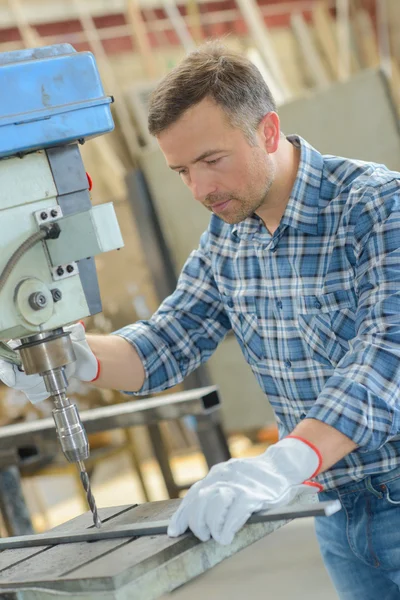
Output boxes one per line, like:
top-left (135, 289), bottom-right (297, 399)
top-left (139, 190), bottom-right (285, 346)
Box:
top-left (0, 43), bottom-right (122, 367)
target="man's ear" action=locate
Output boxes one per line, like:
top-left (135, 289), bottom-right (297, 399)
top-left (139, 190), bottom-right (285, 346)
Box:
top-left (259, 112), bottom-right (280, 154)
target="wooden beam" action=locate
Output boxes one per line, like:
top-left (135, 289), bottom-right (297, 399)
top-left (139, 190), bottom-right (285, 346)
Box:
top-left (291, 12), bottom-right (331, 89)
top-left (143, 7), bottom-right (171, 47)
top-left (236, 0), bottom-right (292, 103)
top-left (0, 1), bottom-right (334, 29)
top-left (387, 58), bottom-right (400, 118)
top-left (0, 11), bottom-right (245, 51)
top-left (312, 0), bottom-right (340, 79)
top-left (351, 0), bottom-right (400, 117)
top-left (376, 0), bottom-right (392, 76)
top-left (6, 0), bottom-right (41, 47)
top-left (186, 0), bottom-right (204, 44)
top-left (387, 0), bottom-right (400, 62)
top-left (376, 0), bottom-right (400, 118)
top-left (246, 47), bottom-right (287, 106)
top-left (72, 0), bottom-right (140, 165)
top-left (163, 0), bottom-right (196, 53)
top-left (351, 1), bottom-right (380, 68)
top-left (126, 0), bottom-right (158, 78)
top-left (336, 0), bottom-right (351, 80)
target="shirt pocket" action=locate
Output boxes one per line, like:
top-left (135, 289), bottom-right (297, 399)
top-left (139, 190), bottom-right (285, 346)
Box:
top-left (222, 294), bottom-right (265, 364)
top-left (297, 289), bottom-right (357, 367)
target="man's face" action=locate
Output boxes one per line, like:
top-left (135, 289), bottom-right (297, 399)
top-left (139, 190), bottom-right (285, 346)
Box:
top-left (157, 98), bottom-right (275, 225)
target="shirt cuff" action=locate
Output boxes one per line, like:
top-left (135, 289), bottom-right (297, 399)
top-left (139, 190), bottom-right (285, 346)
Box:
top-left (112, 322), bottom-right (183, 395)
top-left (306, 374), bottom-right (399, 452)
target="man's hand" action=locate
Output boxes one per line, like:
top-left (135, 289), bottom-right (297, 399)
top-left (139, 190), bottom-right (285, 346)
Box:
top-left (168, 436), bottom-right (322, 545)
top-left (0, 323), bottom-right (99, 404)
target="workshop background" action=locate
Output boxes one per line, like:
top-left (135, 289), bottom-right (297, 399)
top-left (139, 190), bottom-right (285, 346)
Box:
top-left (0, 1), bottom-right (399, 599)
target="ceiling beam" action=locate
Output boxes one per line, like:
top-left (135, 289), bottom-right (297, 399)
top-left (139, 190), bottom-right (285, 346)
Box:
top-left (0, 1), bottom-right (326, 29)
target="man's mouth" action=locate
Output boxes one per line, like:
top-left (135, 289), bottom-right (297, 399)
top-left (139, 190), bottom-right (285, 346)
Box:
top-left (210, 199), bottom-right (231, 212)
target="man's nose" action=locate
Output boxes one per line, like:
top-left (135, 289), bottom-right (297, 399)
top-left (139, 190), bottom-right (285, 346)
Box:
top-left (190, 174), bottom-right (217, 203)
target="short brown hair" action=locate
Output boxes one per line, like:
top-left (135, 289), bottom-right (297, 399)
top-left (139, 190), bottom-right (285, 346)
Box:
top-left (148, 40), bottom-right (276, 143)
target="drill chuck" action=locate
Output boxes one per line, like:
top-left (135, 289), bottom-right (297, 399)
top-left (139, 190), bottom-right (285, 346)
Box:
top-left (52, 403), bottom-right (89, 463)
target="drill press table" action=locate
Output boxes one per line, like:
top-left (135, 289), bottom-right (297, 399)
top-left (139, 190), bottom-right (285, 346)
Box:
top-left (0, 498), bottom-right (339, 600)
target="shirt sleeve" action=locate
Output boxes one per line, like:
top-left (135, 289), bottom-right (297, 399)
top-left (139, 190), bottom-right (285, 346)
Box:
top-left (307, 186), bottom-right (400, 451)
top-left (113, 230), bottom-right (231, 395)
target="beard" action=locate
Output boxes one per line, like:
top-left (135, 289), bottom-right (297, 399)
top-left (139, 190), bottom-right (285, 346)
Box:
top-left (204, 154), bottom-right (275, 225)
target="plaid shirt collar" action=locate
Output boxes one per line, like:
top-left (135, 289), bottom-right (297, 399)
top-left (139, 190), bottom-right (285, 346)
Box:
top-left (232, 135), bottom-right (324, 240)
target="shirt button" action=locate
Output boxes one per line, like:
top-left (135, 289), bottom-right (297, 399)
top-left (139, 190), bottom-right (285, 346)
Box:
top-left (284, 359), bottom-right (292, 368)
top-left (277, 300), bottom-right (283, 309)
top-left (314, 300), bottom-right (322, 309)
top-left (227, 300), bottom-right (234, 308)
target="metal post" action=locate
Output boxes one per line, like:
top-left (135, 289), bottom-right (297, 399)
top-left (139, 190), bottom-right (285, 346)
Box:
top-left (147, 423), bottom-right (181, 499)
top-left (194, 411), bottom-right (231, 468)
top-left (0, 465), bottom-right (34, 536)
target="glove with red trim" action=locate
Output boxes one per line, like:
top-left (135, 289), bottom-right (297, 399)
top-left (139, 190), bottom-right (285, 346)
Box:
top-left (168, 435), bottom-right (322, 545)
top-left (0, 322), bottom-right (99, 404)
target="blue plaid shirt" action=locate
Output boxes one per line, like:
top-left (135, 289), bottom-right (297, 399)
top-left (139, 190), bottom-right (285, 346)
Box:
top-left (116, 136), bottom-right (400, 490)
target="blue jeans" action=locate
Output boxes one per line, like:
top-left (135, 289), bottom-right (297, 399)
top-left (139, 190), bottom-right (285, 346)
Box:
top-left (316, 466), bottom-right (400, 599)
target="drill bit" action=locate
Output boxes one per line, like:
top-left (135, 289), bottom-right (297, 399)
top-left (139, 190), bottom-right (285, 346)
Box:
top-left (77, 460), bottom-right (102, 528)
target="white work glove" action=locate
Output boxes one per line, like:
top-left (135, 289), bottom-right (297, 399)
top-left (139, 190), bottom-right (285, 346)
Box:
top-left (168, 436), bottom-right (322, 546)
top-left (0, 323), bottom-right (99, 404)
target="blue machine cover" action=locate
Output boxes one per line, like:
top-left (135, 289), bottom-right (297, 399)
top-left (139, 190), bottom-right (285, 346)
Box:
top-left (0, 44), bottom-right (114, 158)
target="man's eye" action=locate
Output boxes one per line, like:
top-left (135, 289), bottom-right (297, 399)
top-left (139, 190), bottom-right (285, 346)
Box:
top-left (206, 158), bottom-right (221, 166)
top-left (178, 169), bottom-right (187, 176)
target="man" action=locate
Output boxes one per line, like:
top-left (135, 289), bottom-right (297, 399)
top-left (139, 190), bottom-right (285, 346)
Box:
top-left (2, 41), bottom-right (400, 599)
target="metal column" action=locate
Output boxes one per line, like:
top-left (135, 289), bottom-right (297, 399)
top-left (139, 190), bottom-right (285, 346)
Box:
top-left (0, 462), bottom-right (34, 536)
top-left (195, 412), bottom-right (231, 468)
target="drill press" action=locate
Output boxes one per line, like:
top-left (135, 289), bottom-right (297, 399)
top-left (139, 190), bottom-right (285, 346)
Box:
top-left (0, 44), bottom-right (124, 528)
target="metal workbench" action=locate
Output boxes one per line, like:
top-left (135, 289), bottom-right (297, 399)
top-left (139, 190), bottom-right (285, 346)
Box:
top-left (0, 498), bottom-right (338, 600)
top-left (0, 386), bottom-right (230, 536)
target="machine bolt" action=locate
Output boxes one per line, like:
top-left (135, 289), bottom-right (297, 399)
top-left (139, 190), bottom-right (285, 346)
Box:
top-left (66, 264), bottom-right (74, 273)
top-left (50, 209), bottom-right (58, 218)
top-left (56, 266), bottom-right (64, 276)
top-left (41, 222), bottom-right (61, 240)
top-left (29, 292), bottom-right (48, 311)
top-left (40, 212), bottom-right (48, 220)
top-left (51, 288), bottom-right (62, 302)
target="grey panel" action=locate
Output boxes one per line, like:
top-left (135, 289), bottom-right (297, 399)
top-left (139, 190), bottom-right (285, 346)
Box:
top-left (279, 69), bottom-right (400, 170)
top-left (46, 146), bottom-right (101, 315)
top-left (54, 189), bottom-right (92, 216)
top-left (137, 149), bottom-right (209, 275)
top-left (76, 258), bottom-right (102, 315)
top-left (46, 211), bottom-right (102, 265)
top-left (46, 144), bottom-right (89, 196)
